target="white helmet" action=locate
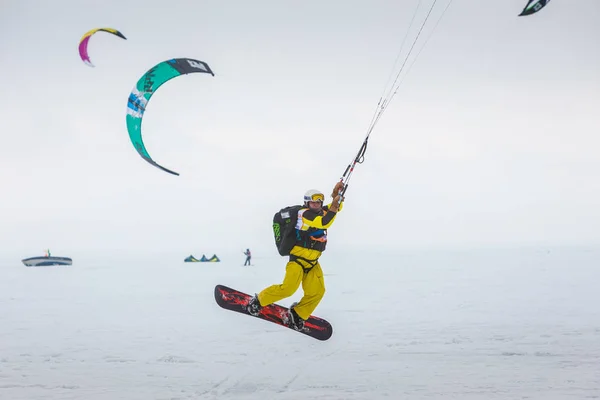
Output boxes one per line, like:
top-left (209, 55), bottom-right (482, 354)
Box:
top-left (304, 189), bottom-right (325, 204)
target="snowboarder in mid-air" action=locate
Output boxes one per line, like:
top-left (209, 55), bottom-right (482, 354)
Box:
top-left (246, 181), bottom-right (345, 330)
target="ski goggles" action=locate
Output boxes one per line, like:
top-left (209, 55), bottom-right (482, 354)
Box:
top-left (304, 193), bottom-right (325, 202)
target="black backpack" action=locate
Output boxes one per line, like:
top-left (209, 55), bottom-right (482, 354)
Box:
top-left (273, 205), bottom-right (303, 256)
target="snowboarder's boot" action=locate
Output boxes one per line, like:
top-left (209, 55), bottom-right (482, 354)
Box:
top-left (287, 302), bottom-right (305, 331)
top-left (246, 294), bottom-right (262, 316)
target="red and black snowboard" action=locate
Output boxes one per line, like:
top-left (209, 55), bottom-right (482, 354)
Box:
top-left (214, 284), bottom-right (333, 341)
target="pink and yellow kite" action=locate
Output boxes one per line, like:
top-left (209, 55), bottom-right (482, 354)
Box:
top-left (78, 28), bottom-right (126, 67)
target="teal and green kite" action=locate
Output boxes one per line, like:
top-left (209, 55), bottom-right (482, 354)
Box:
top-left (126, 58), bottom-right (214, 176)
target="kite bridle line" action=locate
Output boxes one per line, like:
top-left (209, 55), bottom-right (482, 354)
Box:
top-left (335, 0), bottom-right (454, 203)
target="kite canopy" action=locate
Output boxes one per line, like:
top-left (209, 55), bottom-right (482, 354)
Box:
top-left (519, 0), bottom-right (551, 16)
top-left (78, 28), bottom-right (126, 67)
top-left (126, 58), bottom-right (215, 176)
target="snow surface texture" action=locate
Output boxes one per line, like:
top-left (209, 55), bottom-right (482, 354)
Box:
top-left (1, 247), bottom-right (599, 399)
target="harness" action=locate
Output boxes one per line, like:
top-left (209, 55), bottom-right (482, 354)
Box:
top-left (289, 254), bottom-right (318, 271)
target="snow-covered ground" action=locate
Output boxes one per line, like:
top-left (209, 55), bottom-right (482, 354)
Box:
top-left (1, 247), bottom-right (599, 399)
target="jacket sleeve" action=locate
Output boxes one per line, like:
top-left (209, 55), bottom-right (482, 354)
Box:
top-left (326, 201), bottom-right (343, 213)
top-left (301, 206), bottom-right (340, 229)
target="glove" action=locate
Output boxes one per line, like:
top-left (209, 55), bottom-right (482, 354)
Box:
top-left (331, 181), bottom-right (345, 198)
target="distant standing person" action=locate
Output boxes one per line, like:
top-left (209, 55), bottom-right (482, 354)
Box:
top-left (243, 248), bottom-right (252, 266)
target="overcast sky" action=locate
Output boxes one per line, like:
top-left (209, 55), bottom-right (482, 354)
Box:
top-left (1, 0), bottom-right (598, 258)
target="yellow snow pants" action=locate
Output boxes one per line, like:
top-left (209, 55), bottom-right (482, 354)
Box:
top-left (257, 258), bottom-right (325, 320)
